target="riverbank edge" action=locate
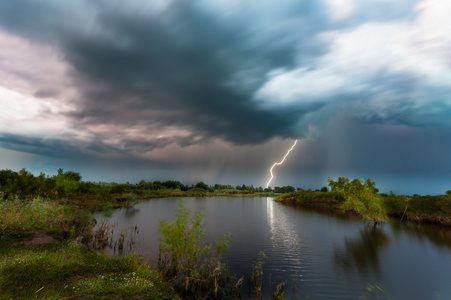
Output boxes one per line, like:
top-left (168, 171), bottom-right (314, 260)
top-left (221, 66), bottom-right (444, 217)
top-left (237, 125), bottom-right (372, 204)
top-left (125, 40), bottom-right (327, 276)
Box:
top-left (275, 194), bottom-right (451, 227)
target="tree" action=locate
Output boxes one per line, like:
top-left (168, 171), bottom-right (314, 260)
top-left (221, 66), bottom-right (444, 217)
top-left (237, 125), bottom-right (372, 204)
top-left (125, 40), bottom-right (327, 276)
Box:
top-left (328, 176), bottom-right (350, 192)
top-left (63, 171), bottom-right (82, 182)
top-left (53, 169), bottom-right (83, 196)
top-left (264, 187), bottom-right (273, 193)
top-left (56, 168), bottom-right (82, 182)
top-left (329, 177), bottom-right (387, 228)
top-left (274, 186), bottom-right (295, 193)
top-left (194, 181), bottom-right (209, 191)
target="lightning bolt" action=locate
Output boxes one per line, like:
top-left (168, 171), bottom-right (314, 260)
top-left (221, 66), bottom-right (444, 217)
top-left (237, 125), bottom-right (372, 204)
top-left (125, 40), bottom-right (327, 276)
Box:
top-left (266, 140), bottom-right (298, 188)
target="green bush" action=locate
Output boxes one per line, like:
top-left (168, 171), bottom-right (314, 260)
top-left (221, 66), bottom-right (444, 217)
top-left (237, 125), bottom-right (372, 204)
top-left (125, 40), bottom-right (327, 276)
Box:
top-left (278, 190), bottom-right (345, 203)
top-left (329, 177), bottom-right (387, 225)
top-left (0, 194), bottom-right (80, 240)
top-left (0, 169), bottom-right (56, 199)
top-left (158, 201), bottom-right (232, 297)
top-left (408, 195), bottom-right (451, 216)
top-left (188, 187), bottom-right (208, 193)
top-left (383, 192), bottom-right (408, 213)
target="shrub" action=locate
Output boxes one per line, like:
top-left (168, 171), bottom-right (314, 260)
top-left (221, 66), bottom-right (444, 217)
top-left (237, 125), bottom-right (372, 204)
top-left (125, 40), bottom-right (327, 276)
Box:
top-left (408, 195), bottom-right (451, 216)
top-left (158, 201), bottom-right (232, 298)
top-left (0, 195), bottom-right (82, 240)
top-left (329, 177), bottom-right (387, 226)
top-left (383, 192), bottom-right (408, 214)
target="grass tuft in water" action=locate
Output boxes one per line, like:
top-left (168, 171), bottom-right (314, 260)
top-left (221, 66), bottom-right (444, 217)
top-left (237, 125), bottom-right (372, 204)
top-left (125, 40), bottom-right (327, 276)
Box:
top-left (158, 201), bottom-right (232, 298)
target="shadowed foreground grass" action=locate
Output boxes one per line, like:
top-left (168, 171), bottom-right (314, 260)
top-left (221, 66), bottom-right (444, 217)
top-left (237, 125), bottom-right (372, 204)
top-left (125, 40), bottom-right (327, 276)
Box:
top-left (0, 241), bottom-right (177, 299)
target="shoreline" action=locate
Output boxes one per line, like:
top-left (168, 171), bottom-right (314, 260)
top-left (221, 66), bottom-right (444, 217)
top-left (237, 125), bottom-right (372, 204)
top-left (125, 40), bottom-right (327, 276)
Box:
top-left (275, 193), bottom-right (451, 227)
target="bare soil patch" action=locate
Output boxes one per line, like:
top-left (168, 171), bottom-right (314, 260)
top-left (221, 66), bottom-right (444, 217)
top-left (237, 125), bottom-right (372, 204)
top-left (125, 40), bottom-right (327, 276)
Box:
top-left (13, 231), bottom-right (59, 246)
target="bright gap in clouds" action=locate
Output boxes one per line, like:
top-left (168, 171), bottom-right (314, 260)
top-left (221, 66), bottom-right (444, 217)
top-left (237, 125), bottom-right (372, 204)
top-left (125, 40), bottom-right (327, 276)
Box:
top-left (253, 0), bottom-right (451, 130)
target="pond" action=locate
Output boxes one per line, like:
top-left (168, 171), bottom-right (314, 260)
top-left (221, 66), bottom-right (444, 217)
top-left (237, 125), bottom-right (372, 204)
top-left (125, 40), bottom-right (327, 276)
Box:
top-left (95, 197), bottom-right (451, 299)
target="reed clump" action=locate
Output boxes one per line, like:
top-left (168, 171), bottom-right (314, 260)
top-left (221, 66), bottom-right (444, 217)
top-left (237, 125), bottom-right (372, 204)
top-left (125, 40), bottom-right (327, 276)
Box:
top-left (157, 201), bottom-right (233, 298)
top-left (80, 221), bottom-right (139, 256)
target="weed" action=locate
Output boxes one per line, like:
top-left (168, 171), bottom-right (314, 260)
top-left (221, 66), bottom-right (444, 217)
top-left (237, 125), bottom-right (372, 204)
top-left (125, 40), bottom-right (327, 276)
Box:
top-left (158, 201), bottom-right (232, 298)
top-left (81, 221), bottom-right (139, 256)
top-left (360, 282), bottom-right (390, 299)
top-left (0, 196), bottom-right (84, 240)
top-left (102, 202), bottom-right (114, 217)
top-left (251, 250), bottom-right (267, 298)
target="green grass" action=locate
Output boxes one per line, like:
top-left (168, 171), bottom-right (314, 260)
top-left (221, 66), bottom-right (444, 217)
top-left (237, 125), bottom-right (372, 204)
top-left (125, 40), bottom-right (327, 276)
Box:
top-left (0, 196), bottom-right (88, 241)
top-left (0, 193), bottom-right (176, 299)
top-left (0, 241), bottom-right (176, 299)
top-left (277, 190), bottom-right (345, 203)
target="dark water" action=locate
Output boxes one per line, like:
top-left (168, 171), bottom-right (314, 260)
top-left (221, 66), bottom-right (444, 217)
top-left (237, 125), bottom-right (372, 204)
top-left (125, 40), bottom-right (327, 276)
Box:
top-left (95, 197), bottom-right (451, 299)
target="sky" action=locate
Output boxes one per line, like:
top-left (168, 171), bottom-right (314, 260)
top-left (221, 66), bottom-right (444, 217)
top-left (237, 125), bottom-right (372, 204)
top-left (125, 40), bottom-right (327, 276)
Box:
top-left (1, 0), bottom-right (451, 195)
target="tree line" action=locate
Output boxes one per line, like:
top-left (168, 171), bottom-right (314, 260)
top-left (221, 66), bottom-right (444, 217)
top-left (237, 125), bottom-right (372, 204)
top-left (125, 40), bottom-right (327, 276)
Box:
top-left (0, 168), bottom-right (298, 200)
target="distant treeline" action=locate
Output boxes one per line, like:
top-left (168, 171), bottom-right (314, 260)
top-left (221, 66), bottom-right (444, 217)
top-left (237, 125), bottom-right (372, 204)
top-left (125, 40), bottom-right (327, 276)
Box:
top-left (0, 168), bottom-right (298, 200)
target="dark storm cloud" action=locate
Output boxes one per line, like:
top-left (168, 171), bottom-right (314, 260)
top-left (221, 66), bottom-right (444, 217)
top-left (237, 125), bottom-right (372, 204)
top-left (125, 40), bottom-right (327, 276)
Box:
top-left (0, 0), bottom-right (333, 149)
top-left (0, 133), bottom-right (112, 159)
top-left (1, 0), bottom-right (451, 158)
top-left (0, 0), bottom-right (69, 41)
top-left (60, 2), bottom-right (313, 145)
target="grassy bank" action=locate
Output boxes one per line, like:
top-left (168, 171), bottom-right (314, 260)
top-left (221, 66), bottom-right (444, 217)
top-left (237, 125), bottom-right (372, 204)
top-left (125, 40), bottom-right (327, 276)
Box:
top-left (0, 241), bottom-right (176, 299)
top-left (0, 194), bottom-right (177, 299)
top-left (276, 190), bottom-right (451, 226)
top-left (0, 195), bottom-right (89, 241)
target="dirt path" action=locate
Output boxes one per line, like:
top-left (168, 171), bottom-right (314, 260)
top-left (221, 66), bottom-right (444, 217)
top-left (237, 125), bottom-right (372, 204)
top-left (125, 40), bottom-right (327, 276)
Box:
top-left (14, 231), bottom-right (59, 246)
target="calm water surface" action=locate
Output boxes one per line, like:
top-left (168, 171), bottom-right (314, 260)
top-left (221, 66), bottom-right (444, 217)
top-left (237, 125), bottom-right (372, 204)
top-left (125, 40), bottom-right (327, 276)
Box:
top-left (96, 197), bottom-right (451, 299)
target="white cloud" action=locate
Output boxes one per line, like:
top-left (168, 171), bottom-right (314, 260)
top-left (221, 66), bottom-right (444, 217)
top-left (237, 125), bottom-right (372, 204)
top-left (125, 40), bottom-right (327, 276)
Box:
top-left (0, 86), bottom-right (84, 139)
top-left (253, 67), bottom-right (347, 107)
top-left (253, 0), bottom-right (451, 124)
top-left (0, 30), bottom-right (85, 139)
top-left (326, 0), bottom-right (355, 20)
